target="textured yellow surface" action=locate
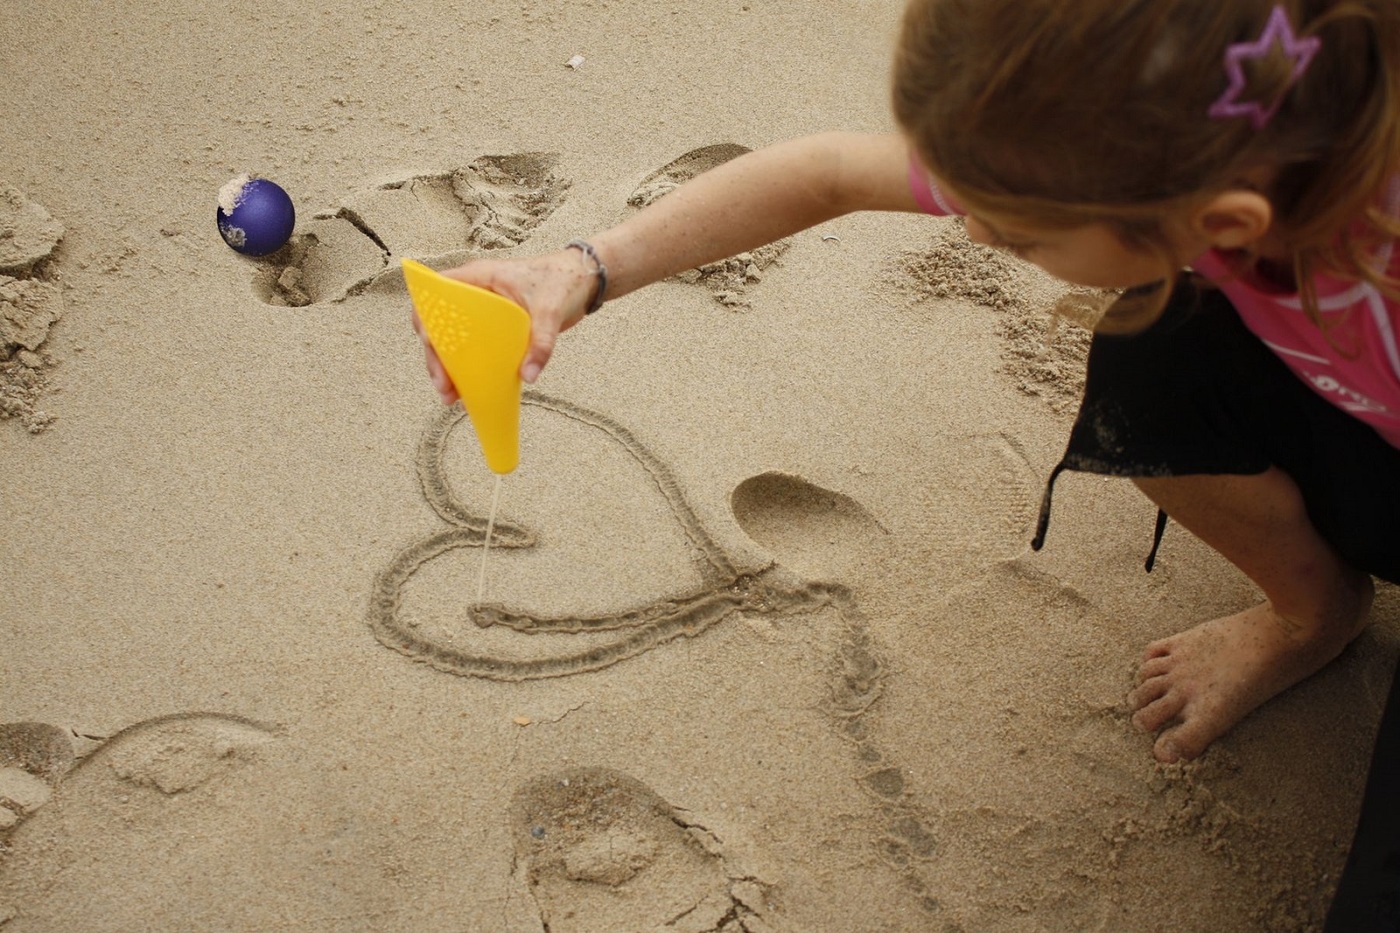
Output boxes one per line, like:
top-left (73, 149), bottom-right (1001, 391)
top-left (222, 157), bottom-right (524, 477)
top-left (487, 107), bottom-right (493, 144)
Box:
top-left (402, 258), bottom-right (529, 474)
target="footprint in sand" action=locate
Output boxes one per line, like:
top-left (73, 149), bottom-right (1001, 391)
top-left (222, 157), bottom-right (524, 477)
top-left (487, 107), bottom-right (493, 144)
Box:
top-left (627, 144), bottom-right (789, 309)
top-left (86, 712), bottom-right (280, 794)
top-left (0, 715), bottom-right (280, 924)
top-left (250, 153), bottom-right (569, 307)
top-left (0, 722), bottom-right (75, 837)
top-left (512, 767), bottom-right (773, 933)
top-left (730, 470), bottom-right (888, 581)
top-left (0, 185), bottom-right (65, 433)
top-left (726, 440), bottom-right (1037, 591)
top-left (0, 714), bottom-right (276, 814)
top-left (250, 145), bottom-right (776, 309)
top-left (912, 432), bottom-right (1041, 580)
top-left (0, 713), bottom-right (434, 929)
top-left (0, 714), bottom-right (275, 839)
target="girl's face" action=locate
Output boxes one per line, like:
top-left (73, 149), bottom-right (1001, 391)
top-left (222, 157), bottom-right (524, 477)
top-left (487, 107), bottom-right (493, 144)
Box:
top-left (961, 211), bottom-right (1201, 290)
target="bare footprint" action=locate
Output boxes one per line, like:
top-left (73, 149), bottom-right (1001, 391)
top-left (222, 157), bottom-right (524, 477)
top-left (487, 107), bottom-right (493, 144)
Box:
top-left (1, 185), bottom-right (65, 432)
top-left (627, 144), bottom-right (752, 209)
top-left (335, 153), bottom-right (568, 260)
top-left (730, 471), bottom-right (887, 580)
top-left (627, 144), bottom-right (788, 309)
top-left (252, 153), bottom-right (569, 306)
top-left (512, 767), bottom-right (772, 933)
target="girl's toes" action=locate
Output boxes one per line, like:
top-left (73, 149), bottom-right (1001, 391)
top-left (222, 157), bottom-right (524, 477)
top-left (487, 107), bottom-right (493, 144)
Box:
top-left (1140, 638), bottom-right (1175, 662)
top-left (1136, 654), bottom-right (1173, 683)
top-left (1128, 674), bottom-right (1169, 712)
top-left (1131, 689), bottom-right (1183, 734)
top-left (1155, 720), bottom-right (1213, 763)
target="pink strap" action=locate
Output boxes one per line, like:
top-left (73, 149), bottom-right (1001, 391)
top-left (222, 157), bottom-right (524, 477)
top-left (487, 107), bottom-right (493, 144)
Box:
top-left (906, 156), bottom-right (962, 216)
top-left (907, 158), bottom-right (943, 215)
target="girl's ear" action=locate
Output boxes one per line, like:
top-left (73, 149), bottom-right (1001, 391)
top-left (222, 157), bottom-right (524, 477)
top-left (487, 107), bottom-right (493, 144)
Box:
top-left (1191, 190), bottom-right (1274, 250)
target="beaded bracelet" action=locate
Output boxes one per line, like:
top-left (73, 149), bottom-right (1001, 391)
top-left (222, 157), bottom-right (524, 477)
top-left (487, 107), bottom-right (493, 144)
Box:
top-left (566, 239), bottom-right (608, 314)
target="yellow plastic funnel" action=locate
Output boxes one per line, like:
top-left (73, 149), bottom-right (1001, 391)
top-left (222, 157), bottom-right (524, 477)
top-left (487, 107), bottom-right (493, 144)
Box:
top-left (402, 258), bottom-right (530, 474)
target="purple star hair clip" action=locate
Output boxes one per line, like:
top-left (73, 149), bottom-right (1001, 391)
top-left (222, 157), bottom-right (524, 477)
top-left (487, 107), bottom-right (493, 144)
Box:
top-left (1208, 5), bottom-right (1322, 130)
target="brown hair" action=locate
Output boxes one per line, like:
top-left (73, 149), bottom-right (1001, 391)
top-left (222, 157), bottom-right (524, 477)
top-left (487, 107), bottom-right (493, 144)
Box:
top-left (892, 0), bottom-right (1400, 330)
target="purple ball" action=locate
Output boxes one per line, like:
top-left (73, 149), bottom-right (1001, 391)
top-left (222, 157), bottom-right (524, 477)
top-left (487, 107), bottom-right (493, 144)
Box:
top-left (217, 177), bottom-right (295, 256)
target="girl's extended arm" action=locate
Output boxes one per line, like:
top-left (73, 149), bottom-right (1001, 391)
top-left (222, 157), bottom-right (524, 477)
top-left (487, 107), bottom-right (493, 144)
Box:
top-left (590, 131), bottom-right (917, 299)
top-left (420, 131), bottom-right (916, 398)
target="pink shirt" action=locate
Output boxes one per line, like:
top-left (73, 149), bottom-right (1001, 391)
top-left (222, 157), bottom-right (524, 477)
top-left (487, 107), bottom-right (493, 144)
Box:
top-left (909, 164), bottom-right (1400, 449)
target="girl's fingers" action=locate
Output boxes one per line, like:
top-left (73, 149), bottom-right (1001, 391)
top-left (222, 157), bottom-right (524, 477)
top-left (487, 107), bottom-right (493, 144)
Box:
top-left (412, 309), bottom-right (460, 404)
top-left (424, 345), bottom-right (458, 405)
top-left (432, 251), bottom-right (593, 385)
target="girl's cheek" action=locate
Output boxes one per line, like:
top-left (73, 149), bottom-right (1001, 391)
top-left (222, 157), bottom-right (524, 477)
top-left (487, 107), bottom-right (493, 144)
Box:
top-left (964, 216), bottom-right (995, 246)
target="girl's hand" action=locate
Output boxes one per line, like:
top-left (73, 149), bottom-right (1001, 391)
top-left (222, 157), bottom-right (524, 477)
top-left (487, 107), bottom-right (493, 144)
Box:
top-left (411, 249), bottom-right (601, 405)
top-left (410, 308), bottom-right (462, 406)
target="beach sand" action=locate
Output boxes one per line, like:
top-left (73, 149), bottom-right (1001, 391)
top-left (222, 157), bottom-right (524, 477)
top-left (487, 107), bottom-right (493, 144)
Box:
top-left (2, 2), bottom-right (1397, 930)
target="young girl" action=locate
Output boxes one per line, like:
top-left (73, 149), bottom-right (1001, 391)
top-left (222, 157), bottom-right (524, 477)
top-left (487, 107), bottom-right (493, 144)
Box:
top-left (415, 0), bottom-right (1400, 765)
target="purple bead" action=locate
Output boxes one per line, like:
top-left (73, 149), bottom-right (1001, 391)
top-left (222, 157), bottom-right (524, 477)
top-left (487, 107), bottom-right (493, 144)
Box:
top-left (217, 177), bottom-right (295, 256)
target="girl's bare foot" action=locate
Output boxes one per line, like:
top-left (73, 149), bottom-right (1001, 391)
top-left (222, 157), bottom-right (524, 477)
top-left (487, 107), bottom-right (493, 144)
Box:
top-left (1129, 585), bottom-right (1372, 763)
top-left (1128, 469), bottom-right (1375, 762)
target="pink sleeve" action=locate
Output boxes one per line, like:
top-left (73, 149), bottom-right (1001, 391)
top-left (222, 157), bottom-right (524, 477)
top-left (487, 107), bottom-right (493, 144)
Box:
top-left (907, 157), bottom-right (961, 216)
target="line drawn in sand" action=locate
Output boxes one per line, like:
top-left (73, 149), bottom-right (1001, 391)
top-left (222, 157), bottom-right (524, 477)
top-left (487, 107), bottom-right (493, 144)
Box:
top-left (250, 153), bottom-right (570, 307)
top-left (369, 391), bottom-right (837, 681)
top-left (369, 390), bottom-right (946, 914)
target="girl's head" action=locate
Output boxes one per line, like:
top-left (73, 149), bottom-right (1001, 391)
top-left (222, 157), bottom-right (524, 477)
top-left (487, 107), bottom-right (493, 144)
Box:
top-left (892, 0), bottom-right (1400, 318)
